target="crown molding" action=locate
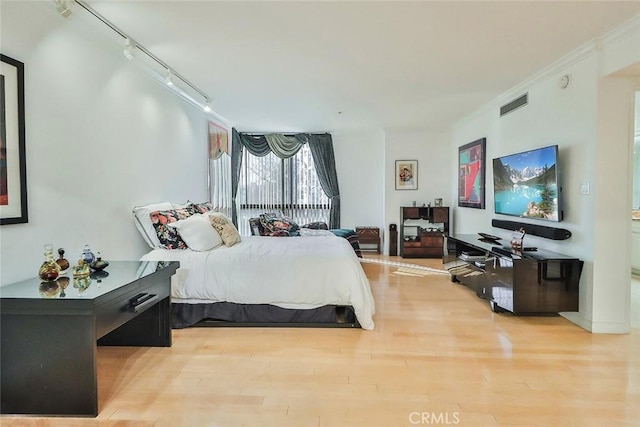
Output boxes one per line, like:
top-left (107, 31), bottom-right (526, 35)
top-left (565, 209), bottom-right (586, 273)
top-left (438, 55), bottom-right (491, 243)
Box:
top-left (601, 13), bottom-right (640, 47)
top-left (455, 13), bottom-right (640, 130)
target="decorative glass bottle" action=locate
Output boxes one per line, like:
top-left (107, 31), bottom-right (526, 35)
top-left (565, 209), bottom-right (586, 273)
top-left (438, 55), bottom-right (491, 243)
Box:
top-left (56, 248), bottom-right (70, 274)
top-left (81, 244), bottom-right (96, 265)
top-left (38, 244), bottom-right (61, 282)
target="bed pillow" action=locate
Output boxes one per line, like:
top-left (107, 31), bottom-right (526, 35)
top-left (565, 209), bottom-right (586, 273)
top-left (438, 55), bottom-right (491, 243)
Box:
top-left (259, 212), bottom-right (300, 236)
top-left (207, 212), bottom-right (242, 246)
top-left (190, 202), bottom-right (214, 214)
top-left (167, 214), bottom-right (223, 251)
top-left (248, 218), bottom-right (265, 236)
top-left (171, 200), bottom-right (192, 210)
top-left (133, 202), bottom-right (174, 248)
top-left (301, 221), bottom-right (329, 230)
top-left (150, 207), bottom-right (196, 250)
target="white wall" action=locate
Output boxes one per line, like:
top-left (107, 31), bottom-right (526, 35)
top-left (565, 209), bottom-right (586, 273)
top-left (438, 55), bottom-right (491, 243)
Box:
top-left (333, 129), bottom-right (385, 232)
top-left (384, 128), bottom-right (451, 254)
top-left (451, 16), bottom-right (640, 333)
top-left (0, 2), bottom-right (210, 284)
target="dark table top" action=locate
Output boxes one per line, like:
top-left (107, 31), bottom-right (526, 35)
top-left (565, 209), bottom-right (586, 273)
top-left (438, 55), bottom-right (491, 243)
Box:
top-left (0, 260), bottom-right (177, 301)
top-left (449, 234), bottom-right (579, 261)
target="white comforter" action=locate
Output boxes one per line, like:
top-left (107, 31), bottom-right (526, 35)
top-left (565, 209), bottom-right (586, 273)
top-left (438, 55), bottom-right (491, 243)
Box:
top-left (141, 235), bottom-right (375, 330)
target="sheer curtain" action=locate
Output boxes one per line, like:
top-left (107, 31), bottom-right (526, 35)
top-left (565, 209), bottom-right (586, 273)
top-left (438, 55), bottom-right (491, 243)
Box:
top-left (236, 144), bottom-right (330, 236)
top-left (231, 130), bottom-right (340, 235)
top-left (209, 152), bottom-right (232, 219)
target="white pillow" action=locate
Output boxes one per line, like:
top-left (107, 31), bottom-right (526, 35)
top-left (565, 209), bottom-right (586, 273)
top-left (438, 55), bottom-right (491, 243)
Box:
top-left (133, 202), bottom-right (173, 248)
top-left (167, 214), bottom-right (223, 251)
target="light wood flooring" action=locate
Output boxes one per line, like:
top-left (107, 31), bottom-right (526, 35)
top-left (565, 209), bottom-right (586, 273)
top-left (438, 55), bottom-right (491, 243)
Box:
top-left (3, 255), bottom-right (639, 426)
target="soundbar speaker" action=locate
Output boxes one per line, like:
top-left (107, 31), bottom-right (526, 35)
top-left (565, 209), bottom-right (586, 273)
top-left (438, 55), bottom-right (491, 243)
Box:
top-left (491, 219), bottom-right (571, 240)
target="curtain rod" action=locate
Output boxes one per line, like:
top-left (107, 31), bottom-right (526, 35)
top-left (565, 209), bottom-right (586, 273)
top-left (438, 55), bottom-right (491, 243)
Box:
top-left (239, 132), bottom-right (331, 136)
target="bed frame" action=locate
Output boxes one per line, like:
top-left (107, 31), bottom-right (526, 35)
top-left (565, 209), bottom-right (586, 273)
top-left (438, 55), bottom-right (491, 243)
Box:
top-left (172, 302), bottom-right (361, 329)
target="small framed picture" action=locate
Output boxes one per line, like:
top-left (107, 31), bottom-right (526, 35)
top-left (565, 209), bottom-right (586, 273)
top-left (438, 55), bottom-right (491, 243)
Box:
top-left (395, 160), bottom-right (418, 190)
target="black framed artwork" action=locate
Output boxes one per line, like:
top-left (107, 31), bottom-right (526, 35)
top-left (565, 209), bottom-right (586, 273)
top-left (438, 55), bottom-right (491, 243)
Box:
top-left (458, 138), bottom-right (486, 209)
top-left (0, 54), bottom-right (28, 225)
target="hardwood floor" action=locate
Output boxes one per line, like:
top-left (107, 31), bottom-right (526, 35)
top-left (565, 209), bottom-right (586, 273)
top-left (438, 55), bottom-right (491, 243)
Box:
top-left (3, 255), bottom-right (639, 426)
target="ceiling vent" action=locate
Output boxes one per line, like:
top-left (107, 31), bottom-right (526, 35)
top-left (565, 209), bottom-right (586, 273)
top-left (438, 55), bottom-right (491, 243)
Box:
top-left (500, 93), bottom-right (528, 117)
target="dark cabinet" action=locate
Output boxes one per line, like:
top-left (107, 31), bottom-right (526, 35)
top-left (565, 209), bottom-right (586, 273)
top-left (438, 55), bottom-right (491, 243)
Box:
top-left (399, 206), bottom-right (449, 258)
top-left (444, 234), bottom-right (582, 314)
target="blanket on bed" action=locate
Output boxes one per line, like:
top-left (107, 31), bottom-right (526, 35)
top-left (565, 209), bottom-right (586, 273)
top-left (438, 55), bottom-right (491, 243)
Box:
top-left (328, 229), bottom-right (362, 258)
top-left (141, 235), bottom-right (375, 330)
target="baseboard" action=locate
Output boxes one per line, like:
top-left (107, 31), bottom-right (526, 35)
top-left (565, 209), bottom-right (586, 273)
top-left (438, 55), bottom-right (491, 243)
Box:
top-left (559, 311), bottom-right (592, 332)
top-left (560, 311), bottom-right (630, 334)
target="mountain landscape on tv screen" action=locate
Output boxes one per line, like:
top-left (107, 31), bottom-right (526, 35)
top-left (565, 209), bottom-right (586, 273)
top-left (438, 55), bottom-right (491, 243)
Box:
top-left (493, 155), bottom-right (558, 221)
top-left (493, 161), bottom-right (556, 190)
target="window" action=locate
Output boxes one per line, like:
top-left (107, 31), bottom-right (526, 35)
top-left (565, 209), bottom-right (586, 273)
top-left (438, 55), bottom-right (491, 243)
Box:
top-left (237, 144), bottom-right (330, 235)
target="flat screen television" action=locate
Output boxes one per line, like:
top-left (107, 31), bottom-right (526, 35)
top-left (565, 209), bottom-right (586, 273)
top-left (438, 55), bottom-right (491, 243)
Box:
top-left (492, 145), bottom-right (562, 222)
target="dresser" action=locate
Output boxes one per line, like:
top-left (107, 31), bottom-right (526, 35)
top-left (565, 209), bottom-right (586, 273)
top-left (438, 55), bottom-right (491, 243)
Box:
top-left (399, 206), bottom-right (449, 258)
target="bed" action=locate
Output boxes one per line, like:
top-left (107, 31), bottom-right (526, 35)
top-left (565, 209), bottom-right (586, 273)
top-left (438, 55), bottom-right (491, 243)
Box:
top-left (133, 203), bottom-right (375, 330)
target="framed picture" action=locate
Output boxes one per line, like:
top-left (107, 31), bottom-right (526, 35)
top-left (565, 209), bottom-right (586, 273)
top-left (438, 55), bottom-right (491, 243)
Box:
top-left (458, 138), bottom-right (486, 209)
top-left (208, 119), bottom-right (229, 160)
top-left (395, 160), bottom-right (418, 190)
top-left (0, 54), bottom-right (27, 225)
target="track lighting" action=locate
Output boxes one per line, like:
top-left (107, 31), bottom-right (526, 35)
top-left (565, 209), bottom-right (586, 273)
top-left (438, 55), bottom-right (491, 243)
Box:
top-left (123, 38), bottom-right (135, 60)
top-left (165, 69), bottom-right (174, 87)
top-left (55, 0), bottom-right (72, 17)
top-left (64, 1), bottom-right (225, 120)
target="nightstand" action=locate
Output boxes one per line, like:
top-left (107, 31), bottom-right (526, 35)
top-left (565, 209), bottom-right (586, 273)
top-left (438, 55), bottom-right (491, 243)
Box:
top-left (1, 261), bottom-right (178, 417)
top-left (356, 227), bottom-right (381, 253)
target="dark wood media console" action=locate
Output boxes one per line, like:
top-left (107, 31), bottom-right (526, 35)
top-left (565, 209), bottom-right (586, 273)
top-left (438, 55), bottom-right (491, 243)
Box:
top-left (444, 234), bottom-right (582, 314)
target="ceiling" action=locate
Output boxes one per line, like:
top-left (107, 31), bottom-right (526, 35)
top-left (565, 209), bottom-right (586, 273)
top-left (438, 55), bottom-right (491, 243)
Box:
top-left (85, 1), bottom-right (640, 133)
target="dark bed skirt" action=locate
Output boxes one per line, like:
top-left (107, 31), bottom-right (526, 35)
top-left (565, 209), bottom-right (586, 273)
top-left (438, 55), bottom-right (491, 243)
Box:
top-left (171, 302), bottom-right (361, 329)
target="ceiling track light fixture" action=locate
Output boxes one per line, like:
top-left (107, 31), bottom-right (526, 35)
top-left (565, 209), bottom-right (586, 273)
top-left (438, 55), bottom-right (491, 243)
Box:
top-left (55, 0), bottom-right (72, 17)
top-left (65, 0), bottom-right (225, 120)
top-left (123, 38), bottom-right (135, 60)
top-left (165, 69), bottom-right (175, 87)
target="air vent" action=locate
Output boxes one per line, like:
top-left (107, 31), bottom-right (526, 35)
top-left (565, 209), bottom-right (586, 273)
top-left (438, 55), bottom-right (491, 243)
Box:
top-left (500, 93), bottom-right (528, 116)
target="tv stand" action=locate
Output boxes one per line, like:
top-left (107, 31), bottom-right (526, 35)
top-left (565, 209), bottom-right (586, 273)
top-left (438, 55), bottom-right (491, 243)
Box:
top-left (444, 234), bottom-right (582, 314)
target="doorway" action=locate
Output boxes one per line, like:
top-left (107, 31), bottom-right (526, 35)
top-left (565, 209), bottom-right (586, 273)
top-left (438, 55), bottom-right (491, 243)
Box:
top-left (632, 90), bottom-right (640, 328)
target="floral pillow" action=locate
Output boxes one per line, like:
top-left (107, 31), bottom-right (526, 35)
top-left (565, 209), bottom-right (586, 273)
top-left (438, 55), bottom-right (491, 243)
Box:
top-left (301, 221), bottom-right (329, 230)
top-left (259, 213), bottom-right (300, 236)
top-left (150, 207), bottom-right (196, 249)
top-left (189, 202), bottom-right (214, 214)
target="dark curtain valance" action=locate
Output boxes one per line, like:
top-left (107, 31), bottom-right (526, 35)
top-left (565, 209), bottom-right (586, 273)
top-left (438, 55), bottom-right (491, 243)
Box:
top-left (238, 133), bottom-right (307, 159)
